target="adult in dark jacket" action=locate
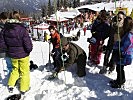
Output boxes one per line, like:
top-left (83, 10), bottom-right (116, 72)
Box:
top-left (0, 12), bottom-right (13, 76)
top-left (61, 37), bottom-right (87, 77)
top-left (89, 10), bottom-right (110, 65)
top-left (0, 11), bottom-right (33, 94)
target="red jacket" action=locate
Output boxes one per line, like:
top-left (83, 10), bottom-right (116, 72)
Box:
top-left (50, 31), bottom-right (60, 49)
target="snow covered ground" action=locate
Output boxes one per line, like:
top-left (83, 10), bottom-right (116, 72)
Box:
top-left (0, 29), bottom-right (133, 100)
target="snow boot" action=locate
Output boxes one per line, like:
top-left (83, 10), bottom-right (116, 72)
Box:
top-left (110, 82), bottom-right (121, 88)
top-left (77, 70), bottom-right (86, 77)
top-left (6, 94), bottom-right (21, 100)
top-left (109, 80), bottom-right (118, 84)
top-left (8, 86), bottom-right (14, 93)
top-left (109, 66), bottom-right (115, 72)
top-left (109, 80), bottom-right (125, 88)
top-left (99, 66), bottom-right (107, 74)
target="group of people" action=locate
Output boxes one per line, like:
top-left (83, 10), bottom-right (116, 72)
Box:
top-left (0, 9), bottom-right (133, 97)
top-left (0, 10), bottom-right (87, 95)
top-left (47, 25), bottom-right (87, 79)
top-left (88, 10), bottom-right (133, 88)
top-left (44, 9), bottom-right (133, 89)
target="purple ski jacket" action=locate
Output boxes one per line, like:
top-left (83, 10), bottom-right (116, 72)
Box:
top-left (0, 21), bottom-right (33, 58)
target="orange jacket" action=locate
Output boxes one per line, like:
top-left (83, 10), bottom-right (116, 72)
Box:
top-left (50, 31), bottom-right (60, 48)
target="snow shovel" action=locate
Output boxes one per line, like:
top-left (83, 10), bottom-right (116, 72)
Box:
top-left (46, 42), bottom-right (53, 71)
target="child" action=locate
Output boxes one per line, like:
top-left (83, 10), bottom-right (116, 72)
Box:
top-left (110, 16), bottom-right (133, 88)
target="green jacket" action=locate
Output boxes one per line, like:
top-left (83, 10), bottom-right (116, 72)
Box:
top-left (64, 42), bottom-right (86, 68)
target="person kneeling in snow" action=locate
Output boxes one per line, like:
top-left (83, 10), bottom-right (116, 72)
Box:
top-left (49, 37), bottom-right (87, 79)
top-left (61, 37), bottom-right (87, 77)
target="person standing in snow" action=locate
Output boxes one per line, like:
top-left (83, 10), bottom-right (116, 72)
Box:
top-left (110, 16), bottom-right (133, 88)
top-left (83, 25), bottom-right (87, 36)
top-left (88, 10), bottom-right (110, 66)
top-left (0, 12), bottom-right (13, 77)
top-left (99, 11), bottom-right (126, 74)
top-left (61, 37), bottom-right (87, 77)
top-left (0, 11), bottom-right (33, 94)
top-left (48, 25), bottom-right (62, 72)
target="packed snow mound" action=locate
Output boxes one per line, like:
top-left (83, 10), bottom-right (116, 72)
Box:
top-left (58, 71), bottom-right (74, 84)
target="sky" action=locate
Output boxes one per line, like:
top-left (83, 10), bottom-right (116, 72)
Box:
top-left (0, 28), bottom-right (133, 100)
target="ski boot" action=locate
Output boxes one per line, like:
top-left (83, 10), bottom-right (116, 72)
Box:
top-left (110, 81), bottom-right (121, 88)
top-left (99, 66), bottom-right (107, 74)
top-left (8, 86), bottom-right (14, 93)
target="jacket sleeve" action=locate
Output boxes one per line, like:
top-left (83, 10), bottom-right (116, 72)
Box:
top-left (64, 49), bottom-right (76, 68)
top-left (56, 33), bottom-right (60, 44)
top-left (0, 31), bottom-right (7, 51)
top-left (91, 20), bottom-right (97, 31)
top-left (106, 26), bottom-right (115, 51)
top-left (22, 29), bottom-right (33, 53)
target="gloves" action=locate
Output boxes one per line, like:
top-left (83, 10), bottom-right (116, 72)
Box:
top-left (61, 53), bottom-right (69, 62)
top-left (47, 39), bottom-right (51, 44)
top-left (87, 37), bottom-right (97, 44)
top-left (50, 52), bottom-right (55, 57)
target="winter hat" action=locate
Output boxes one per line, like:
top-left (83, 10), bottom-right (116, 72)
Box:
top-left (61, 37), bottom-right (69, 46)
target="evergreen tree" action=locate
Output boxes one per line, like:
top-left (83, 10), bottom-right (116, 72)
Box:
top-left (73, 0), bottom-right (76, 8)
top-left (57, 0), bottom-right (60, 10)
top-left (32, 14), bottom-right (37, 21)
top-left (48, 0), bottom-right (52, 17)
top-left (53, 0), bottom-right (57, 14)
top-left (69, 2), bottom-right (72, 8)
top-left (77, 0), bottom-right (80, 7)
top-left (61, 0), bottom-right (63, 7)
top-left (64, 0), bottom-right (67, 9)
top-left (41, 3), bottom-right (48, 18)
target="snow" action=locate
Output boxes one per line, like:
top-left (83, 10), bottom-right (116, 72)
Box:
top-left (76, 1), bottom-right (133, 15)
top-left (80, 0), bottom-right (86, 3)
top-left (1, 28), bottom-right (133, 100)
top-left (50, 9), bottom-right (81, 19)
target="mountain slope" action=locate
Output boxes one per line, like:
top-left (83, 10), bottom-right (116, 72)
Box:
top-left (0, 0), bottom-right (48, 14)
